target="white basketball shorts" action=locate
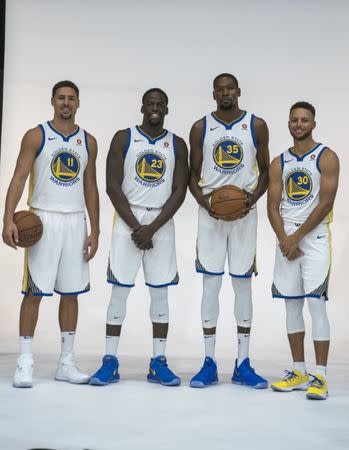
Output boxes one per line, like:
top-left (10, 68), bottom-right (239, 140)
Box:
top-left (107, 205), bottom-right (178, 287)
top-left (22, 210), bottom-right (90, 296)
top-left (272, 221), bottom-right (331, 300)
top-left (196, 205), bottom-right (257, 277)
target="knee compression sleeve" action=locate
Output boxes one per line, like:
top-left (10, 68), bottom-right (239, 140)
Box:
top-left (106, 285), bottom-right (131, 326)
top-left (285, 299), bottom-right (305, 334)
top-left (231, 277), bottom-right (253, 328)
top-left (307, 297), bottom-right (330, 341)
top-left (149, 286), bottom-right (169, 323)
top-left (201, 275), bottom-right (222, 328)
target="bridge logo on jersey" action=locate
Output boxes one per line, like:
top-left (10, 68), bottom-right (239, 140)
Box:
top-left (286, 170), bottom-right (313, 202)
top-left (135, 152), bottom-right (166, 183)
top-left (213, 139), bottom-right (243, 171)
top-left (51, 151), bottom-right (80, 183)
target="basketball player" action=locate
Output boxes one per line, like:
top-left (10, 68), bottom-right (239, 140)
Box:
top-left (189, 73), bottom-right (270, 388)
top-left (89, 88), bottom-right (188, 386)
top-left (2, 81), bottom-right (99, 388)
top-left (268, 102), bottom-right (339, 400)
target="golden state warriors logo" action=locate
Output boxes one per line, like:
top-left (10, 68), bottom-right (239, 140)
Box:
top-left (51, 151), bottom-right (80, 182)
top-left (136, 152), bottom-right (166, 183)
top-left (286, 170), bottom-right (312, 201)
top-left (213, 140), bottom-right (243, 170)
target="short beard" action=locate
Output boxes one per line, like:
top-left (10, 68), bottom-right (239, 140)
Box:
top-left (291, 129), bottom-right (312, 141)
top-left (220, 101), bottom-right (233, 111)
top-left (60, 113), bottom-right (72, 120)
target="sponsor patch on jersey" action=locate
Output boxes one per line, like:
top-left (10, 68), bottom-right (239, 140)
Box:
top-left (135, 151), bottom-right (166, 188)
top-left (50, 149), bottom-right (81, 186)
top-left (242, 123), bottom-right (248, 129)
top-left (212, 138), bottom-right (244, 174)
top-left (286, 169), bottom-right (313, 205)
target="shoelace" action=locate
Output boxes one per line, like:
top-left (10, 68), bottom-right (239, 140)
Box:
top-left (283, 370), bottom-right (298, 383)
top-left (309, 374), bottom-right (325, 389)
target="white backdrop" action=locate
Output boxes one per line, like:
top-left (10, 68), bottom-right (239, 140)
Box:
top-left (1, 0), bottom-right (348, 363)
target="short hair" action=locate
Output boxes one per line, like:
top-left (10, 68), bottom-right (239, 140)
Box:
top-left (52, 80), bottom-right (79, 98)
top-left (290, 101), bottom-right (315, 118)
top-left (142, 88), bottom-right (168, 105)
top-left (213, 73), bottom-right (239, 89)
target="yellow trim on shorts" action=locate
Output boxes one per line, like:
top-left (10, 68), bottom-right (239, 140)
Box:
top-left (22, 248), bottom-right (29, 292)
top-left (112, 210), bottom-right (118, 230)
top-left (326, 209), bottom-right (333, 223)
top-left (326, 223), bottom-right (332, 279)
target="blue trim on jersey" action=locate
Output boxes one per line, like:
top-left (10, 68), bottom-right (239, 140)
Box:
top-left (136, 125), bottom-right (168, 145)
top-left (173, 134), bottom-right (177, 158)
top-left (196, 268), bottom-right (225, 276)
top-left (84, 130), bottom-right (90, 155)
top-left (124, 128), bottom-right (131, 156)
top-left (229, 272), bottom-right (258, 279)
top-left (36, 124), bottom-right (46, 158)
top-left (280, 154), bottom-right (285, 172)
top-left (21, 290), bottom-right (53, 297)
top-left (145, 280), bottom-right (179, 288)
top-left (54, 287), bottom-right (90, 296)
top-left (202, 116), bottom-right (207, 146)
top-left (288, 143), bottom-right (322, 161)
top-left (211, 111), bottom-right (247, 130)
top-left (316, 146), bottom-right (327, 173)
top-left (47, 121), bottom-right (80, 142)
top-left (107, 279), bottom-right (135, 288)
top-left (273, 293), bottom-right (328, 301)
top-left (250, 114), bottom-right (257, 150)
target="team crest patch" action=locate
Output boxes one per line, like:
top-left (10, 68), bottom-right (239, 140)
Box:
top-left (50, 149), bottom-right (81, 187)
top-left (212, 138), bottom-right (244, 175)
top-left (135, 151), bottom-right (166, 188)
top-left (286, 169), bottom-right (313, 204)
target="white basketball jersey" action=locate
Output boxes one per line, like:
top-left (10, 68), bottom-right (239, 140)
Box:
top-left (121, 126), bottom-right (176, 208)
top-left (280, 143), bottom-right (332, 223)
top-left (200, 111), bottom-right (258, 194)
top-left (28, 121), bottom-right (89, 213)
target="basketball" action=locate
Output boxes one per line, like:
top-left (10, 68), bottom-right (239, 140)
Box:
top-left (210, 185), bottom-right (247, 220)
top-left (13, 210), bottom-right (43, 247)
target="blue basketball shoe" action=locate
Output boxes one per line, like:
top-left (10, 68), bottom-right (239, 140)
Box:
top-left (89, 355), bottom-right (120, 386)
top-left (231, 358), bottom-right (268, 389)
top-left (190, 357), bottom-right (218, 388)
top-left (147, 356), bottom-right (181, 386)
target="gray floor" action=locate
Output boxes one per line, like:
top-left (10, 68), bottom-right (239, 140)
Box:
top-left (0, 354), bottom-right (348, 450)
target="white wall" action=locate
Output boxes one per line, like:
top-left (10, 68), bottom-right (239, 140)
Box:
top-left (1, 0), bottom-right (348, 362)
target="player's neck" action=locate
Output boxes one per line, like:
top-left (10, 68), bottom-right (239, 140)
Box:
top-left (292, 137), bottom-right (318, 156)
top-left (139, 122), bottom-right (165, 139)
top-left (50, 117), bottom-right (78, 136)
top-left (214, 107), bottom-right (244, 125)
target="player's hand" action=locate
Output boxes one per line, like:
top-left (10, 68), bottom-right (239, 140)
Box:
top-left (131, 225), bottom-right (154, 250)
top-left (84, 233), bottom-right (99, 261)
top-left (2, 219), bottom-right (19, 249)
top-left (240, 191), bottom-right (255, 218)
top-left (197, 193), bottom-right (219, 220)
top-left (279, 235), bottom-right (304, 260)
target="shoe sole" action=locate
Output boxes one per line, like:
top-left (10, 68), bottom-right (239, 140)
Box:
top-left (306, 392), bottom-right (328, 400)
top-left (55, 376), bottom-right (90, 384)
top-left (13, 382), bottom-right (32, 388)
top-left (190, 380), bottom-right (218, 388)
top-left (147, 377), bottom-right (181, 386)
top-left (89, 377), bottom-right (120, 386)
top-left (232, 380), bottom-right (268, 389)
top-left (271, 382), bottom-right (309, 392)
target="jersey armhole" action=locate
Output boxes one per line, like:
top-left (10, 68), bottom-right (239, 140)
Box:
top-left (124, 128), bottom-right (131, 157)
top-left (173, 134), bottom-right (177, 158)
top-left (316, 147), bottom-right (327, 173)
top-left (280, 153), bottom-right (285, 173)
top-left (201, 116), bottom-right (206, 147)
top-left (36, 124), bottom-right (45, 158)
top-left (84, 130), bottom-right (90, 156)
top-left (250, 114), bottom-right (258, 150)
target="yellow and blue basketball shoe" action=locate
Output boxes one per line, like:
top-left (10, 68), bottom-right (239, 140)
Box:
top-left (190, 357), bottom-right (218, 388)
top-left (271, 370), bottom-right (310, 392)
top-left (306, 374), bottom-right (328, 400)
top-left (89, 355), bottom-right (120, 386)
top-left (232, 358), bottom-right (268, 389)
top-left (147, 356), bottom-right (181, 386)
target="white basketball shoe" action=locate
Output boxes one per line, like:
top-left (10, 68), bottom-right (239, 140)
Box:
top-left (55, 353), bottom-right (90, 384)
top-left (13, 354), bottom-right (34, 388)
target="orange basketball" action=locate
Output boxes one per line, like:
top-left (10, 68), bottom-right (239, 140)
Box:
top-left (13, 210), bottom-right (43, 248)
top-left (210, 185), bottom-right (247, 221)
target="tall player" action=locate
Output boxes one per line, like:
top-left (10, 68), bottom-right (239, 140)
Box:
top-left (2, 81), bottom-right (99, 388)
top-left (268, 102), bottom-right (339, 400)
top-left (89, 88), bottom-right (188, 386)
top-left (189, 73), bottom-right (270, 388)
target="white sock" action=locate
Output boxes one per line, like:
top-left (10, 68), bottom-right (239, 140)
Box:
top-left (19, 336), bottom-right (33, 356)
top-left (60, 331), bottom-right (75, 357)
top-left (153, 338), bottom-right (167, 357)
top-left (237, 333), bottom-right (250, 366)
top-left (204, 334), bottom-right (216, 359)
top-left (293, 361), bottom-right (307, 375)
top-left (106, 335), bottom-right (120, 356)
top-left (315, 365), bottom-right (327, 378)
